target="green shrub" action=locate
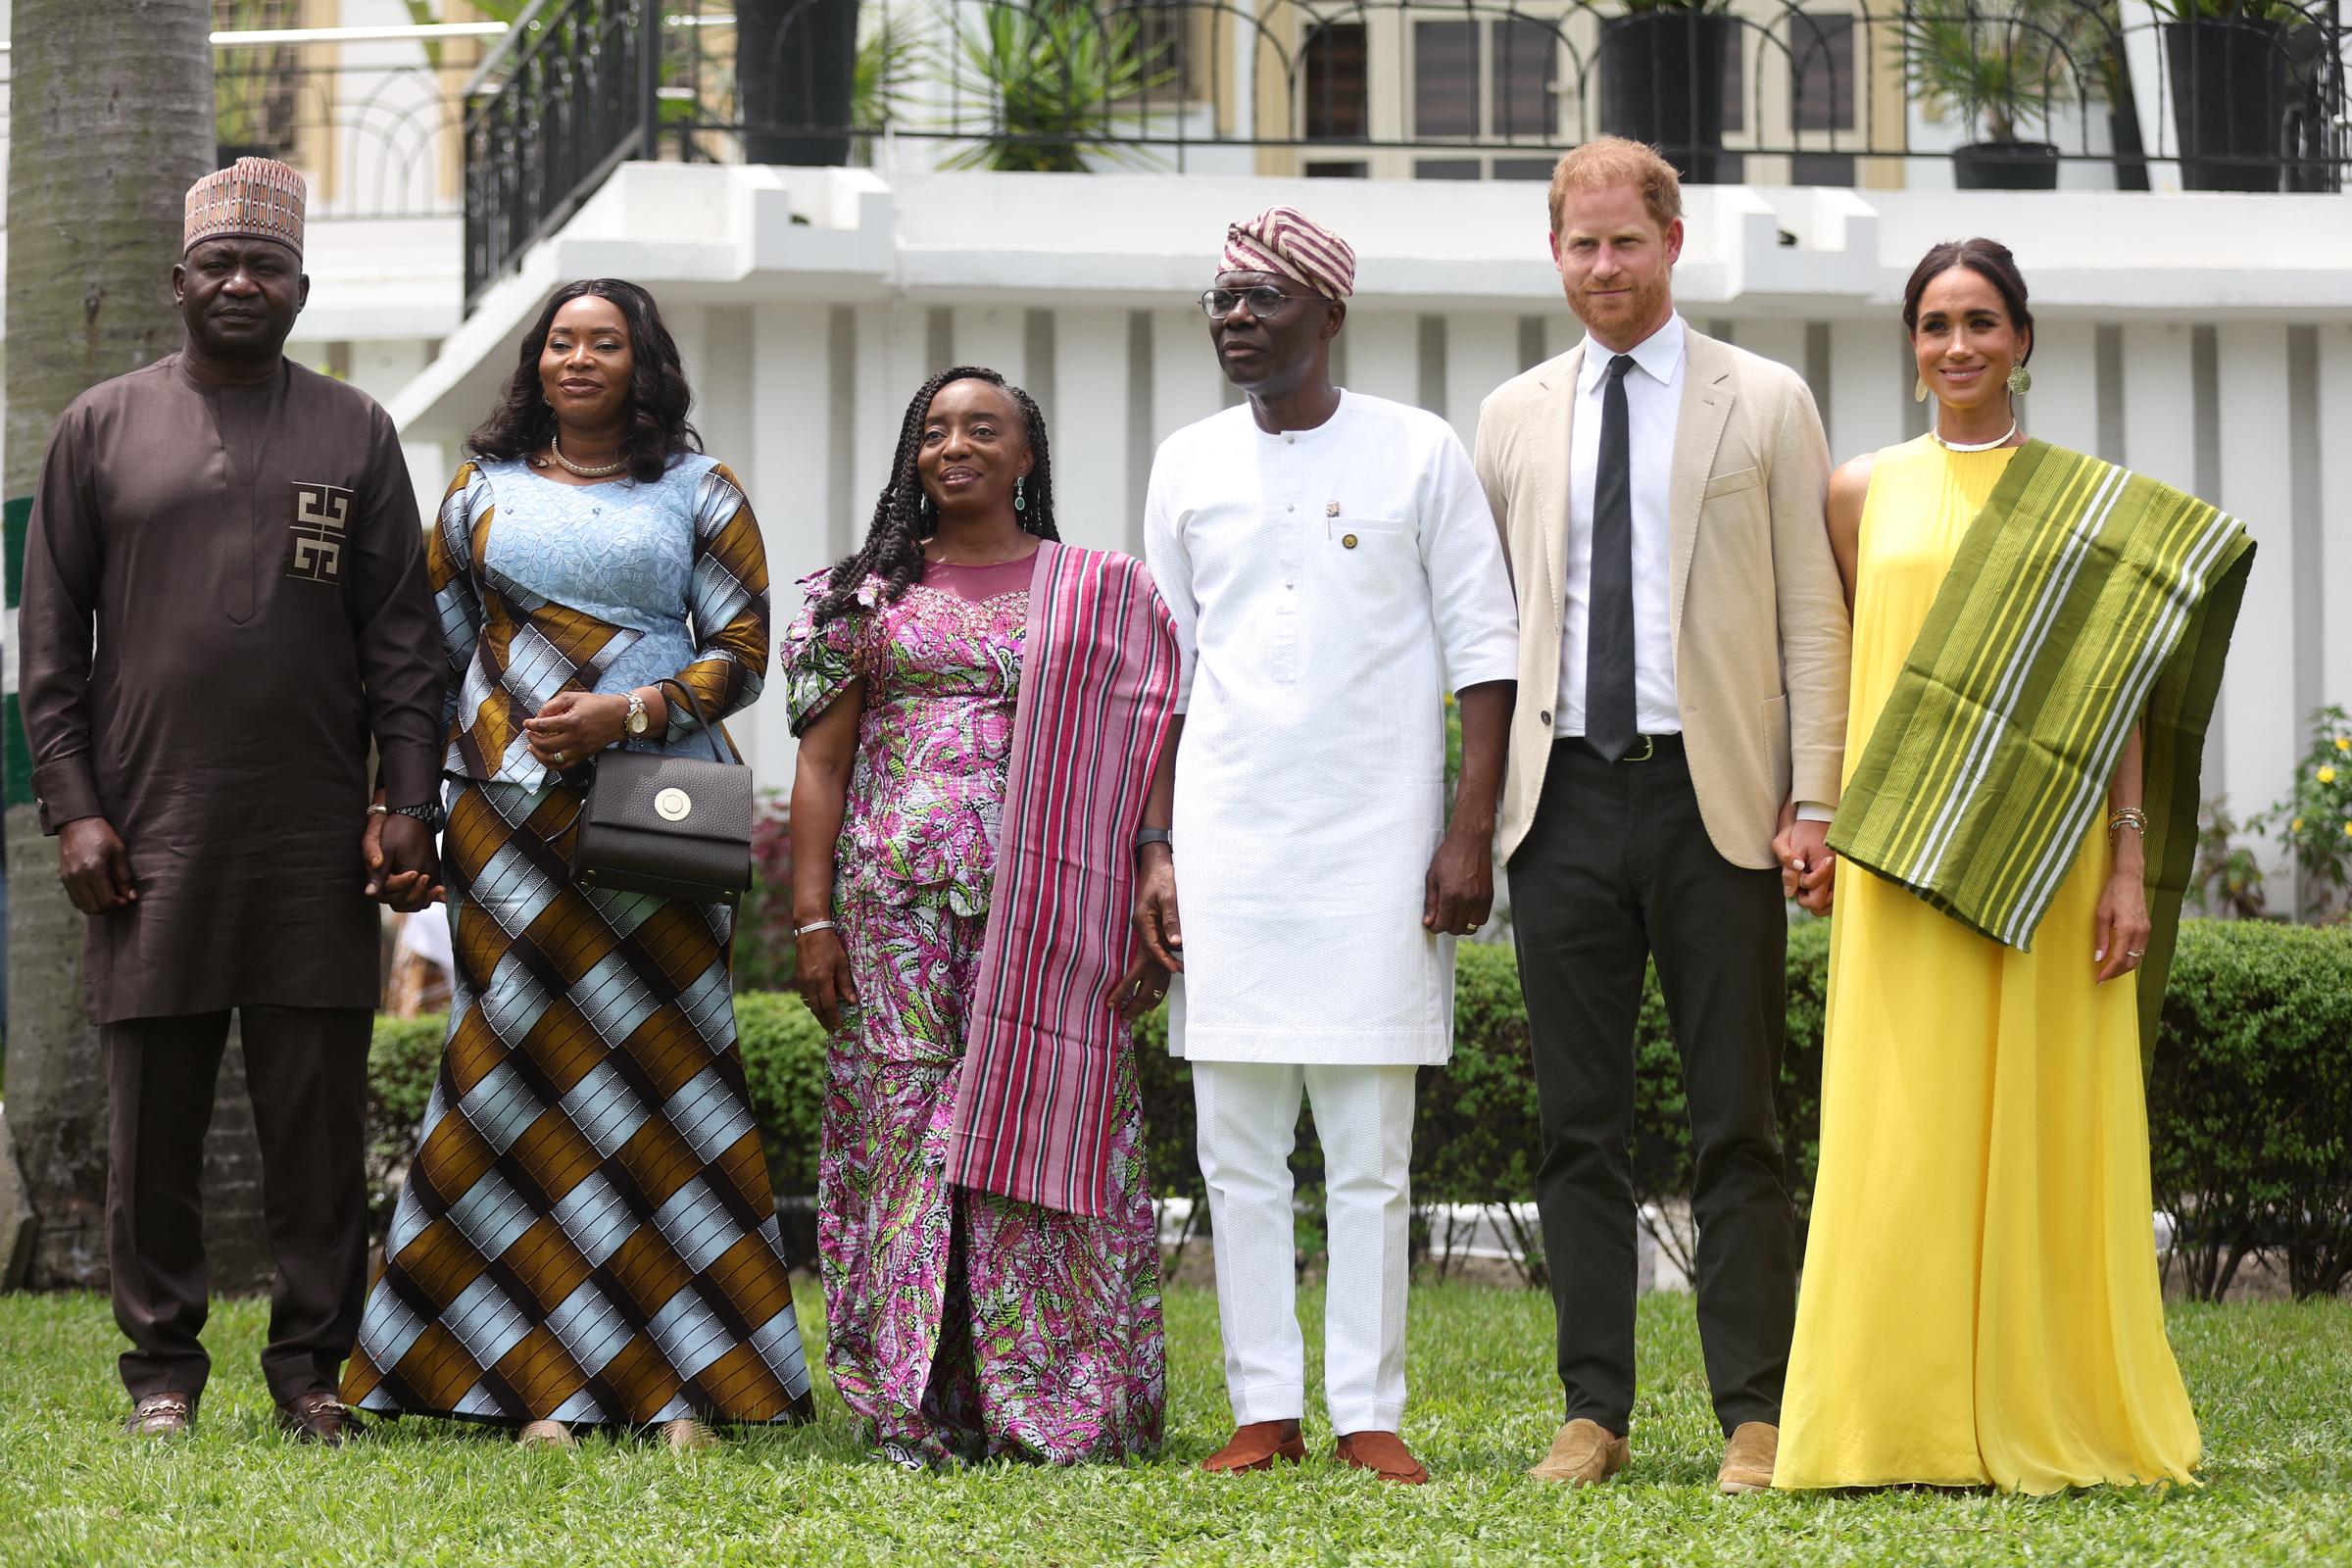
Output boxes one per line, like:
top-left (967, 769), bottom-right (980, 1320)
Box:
top-left (365, 918), bottom-right (2349, 1298)
top-left (2151, 920), bottom-right (2352, 1299)
top-left (735, 989), bottom-right (828, 1197)
top-left (364, 1012), bottom-right (446, 1245)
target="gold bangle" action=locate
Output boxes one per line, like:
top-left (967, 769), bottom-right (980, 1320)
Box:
top-left (2108, 807), bottom-right (2149, 837)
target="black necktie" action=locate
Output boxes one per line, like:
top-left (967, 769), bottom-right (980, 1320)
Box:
top-left (1586, 354), bottom-right (1639, 761)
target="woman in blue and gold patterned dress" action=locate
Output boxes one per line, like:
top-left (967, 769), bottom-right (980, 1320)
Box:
top-left (343, 280), bottom-right (813, 1447)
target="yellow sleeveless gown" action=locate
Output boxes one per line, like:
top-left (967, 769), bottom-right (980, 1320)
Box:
top-left (1773, 436), bottom-right (2201, 1493)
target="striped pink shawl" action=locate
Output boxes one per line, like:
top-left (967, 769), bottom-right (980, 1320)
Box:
top-left (947, 541), bottom-right (1183, 1218)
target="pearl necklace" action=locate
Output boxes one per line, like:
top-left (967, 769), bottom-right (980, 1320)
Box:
top-left (1930, 420), bottom-right (2019, 454)
top-left (547, 430), bottom-right (626, 477)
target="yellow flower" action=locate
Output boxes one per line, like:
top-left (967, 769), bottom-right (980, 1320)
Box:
top-left (2291, 817), bottom-right (2305, 832)
top-left (2342, 820), bottom-right (2352, 838)
top-left (2321, 766), bottom-right (2339, 785)
top-left (2337, 736), bottom-right (2350, 753)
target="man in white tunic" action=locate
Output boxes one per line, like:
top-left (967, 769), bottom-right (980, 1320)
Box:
top-left (1133, 208), bottom-right (1517, 1485)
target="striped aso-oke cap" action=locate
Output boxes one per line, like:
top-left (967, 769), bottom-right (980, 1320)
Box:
top-left (1220, 206), bottom-right (1356, 300)
top-left (184, 157), bottom-right (307, 257)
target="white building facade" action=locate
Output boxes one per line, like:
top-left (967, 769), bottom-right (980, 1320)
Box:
top-left (3, 0), bottom-right (2349, 899)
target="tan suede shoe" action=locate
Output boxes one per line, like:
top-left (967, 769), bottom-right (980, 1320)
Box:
top-left (1334, 1430), bottom-right (1430, 1485)
top-left (1529, 1419), bottom-right (1629, 1487)
top-left (1200, 1419), bottom-right (1306, 1474)
top-left (1717, 1421), bottom-right (1778, 1494)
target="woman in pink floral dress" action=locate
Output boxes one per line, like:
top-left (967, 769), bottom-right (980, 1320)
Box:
top-left (783, 368), bottom-right (1180, 1468)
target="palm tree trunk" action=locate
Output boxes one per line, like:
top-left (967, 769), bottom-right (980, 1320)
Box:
top-left (2, 0), bottom-right (216, 1289)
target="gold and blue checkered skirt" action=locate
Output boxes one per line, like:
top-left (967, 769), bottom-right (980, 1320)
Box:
top-left (343, 779), bottom-right (814, 1427)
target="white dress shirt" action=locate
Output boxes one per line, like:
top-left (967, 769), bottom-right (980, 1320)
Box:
top-left (1557, 312), bottom-right (1685, 739)
top-left (1144, 390), bottom-right (1519, 1065)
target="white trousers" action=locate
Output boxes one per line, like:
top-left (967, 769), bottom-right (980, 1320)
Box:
top-left (1192, 1060), bottom-right (1417, 1434)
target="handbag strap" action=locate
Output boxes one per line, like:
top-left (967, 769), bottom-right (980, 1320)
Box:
top-left (534, 678), bottom-right (724, 843)
top-left (653, 675), bottom-right (718, 740)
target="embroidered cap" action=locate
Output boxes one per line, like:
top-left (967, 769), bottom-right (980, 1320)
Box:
top-left (1220, 206), bottom-right (1356, 300)
top-left (183, 157), bottom-right (307, 257)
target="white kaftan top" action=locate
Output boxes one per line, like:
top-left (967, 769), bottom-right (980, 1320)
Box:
top-left (1145, 391), bottom-right (1519, 1065)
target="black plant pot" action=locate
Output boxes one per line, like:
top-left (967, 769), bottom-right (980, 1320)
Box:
top-left (1953, 139), bottom-right (2060, 189)
top-left (739, 0), bottom-right (861, 167)
top-left (2163, 17), bottom-right (2286, 193)
top-left (1599, 12), bottom-right (1733, 185)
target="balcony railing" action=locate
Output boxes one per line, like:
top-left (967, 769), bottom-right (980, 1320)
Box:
top-left (462, 0), bottom-right (2352, 306)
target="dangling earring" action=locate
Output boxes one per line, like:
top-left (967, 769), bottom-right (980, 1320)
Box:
top-left (2006, 363), bottom-right (2033, 397)
top-left (1014, 475), bottom-right (1026, 513)
top-left (1914, 376), bottom-right (1929, 404)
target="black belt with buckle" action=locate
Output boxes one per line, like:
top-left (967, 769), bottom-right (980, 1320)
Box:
top-left (1561, 733), bottom-right (1683, 763)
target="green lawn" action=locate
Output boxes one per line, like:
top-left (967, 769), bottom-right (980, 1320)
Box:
top-left (0, 1284), bottom-right (2344, 1567)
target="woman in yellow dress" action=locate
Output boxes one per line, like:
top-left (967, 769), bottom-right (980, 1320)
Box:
top-left (1774, 239), bottom-right (2206, 1493)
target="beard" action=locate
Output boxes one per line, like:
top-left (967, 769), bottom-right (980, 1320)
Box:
top-left (1569, 270), bottom-right (1672, 340)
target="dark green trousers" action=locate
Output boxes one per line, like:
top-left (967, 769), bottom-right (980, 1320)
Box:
top-left (1507, 737), bottom-right (1796, 1437)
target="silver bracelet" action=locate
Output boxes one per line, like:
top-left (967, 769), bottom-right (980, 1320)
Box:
top-left (794, 919), bottom-right (838, 937)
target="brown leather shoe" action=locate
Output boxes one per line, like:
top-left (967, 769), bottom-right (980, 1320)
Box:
top-left (1529, 1418), bottom-right (1629, 1486)
top-left (1334, 1430), bottom-right (1430, 1485)
top-left (277, 1391), bottom-right (364, 1446)
top-left (123, 1393), bottom-right (195, 1438)
top-left (1717, 1421), bottom-right (1778, 1494)
top-left (1200, 1419), bottom-right (1306, 1474)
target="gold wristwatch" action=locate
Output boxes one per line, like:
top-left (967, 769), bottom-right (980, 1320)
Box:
top-left (626, 691), bottom-right (650, 737)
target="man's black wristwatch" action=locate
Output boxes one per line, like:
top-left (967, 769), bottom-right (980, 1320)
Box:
top-left (388, 800), bottom-right (446, 834)
top-left (1135, 827), bottom-right (1173, 859)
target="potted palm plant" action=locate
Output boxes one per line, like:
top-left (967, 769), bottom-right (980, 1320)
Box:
top-left (1902, 0), bottom-right (2093, 189)
top-left (938, 0), bottom-right (1176, 172)
top-left (1597, 0), bottom-right (1736, 185)
top-left (2155, 0), bottom-right (2294, 192)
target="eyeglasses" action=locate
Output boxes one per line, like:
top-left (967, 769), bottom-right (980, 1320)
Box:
top-left (1198, 285), bottom-right (1313, 319)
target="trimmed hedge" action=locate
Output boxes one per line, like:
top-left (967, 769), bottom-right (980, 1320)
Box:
top-left (2151, 920), bottom-right (2352, 1300)
top-left (368, 917), bottom-right (2350, 1297)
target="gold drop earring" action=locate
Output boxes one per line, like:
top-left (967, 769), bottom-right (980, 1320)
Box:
top-left (1914, 375), bottom-right (1929, 403)
top-left (2006, 363), bottom-right (2033, 396)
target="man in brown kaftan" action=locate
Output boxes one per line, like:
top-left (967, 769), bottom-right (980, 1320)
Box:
top-left (15, 159), bottom-right (445, 1443)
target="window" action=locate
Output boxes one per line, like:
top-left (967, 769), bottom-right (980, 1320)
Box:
top-left (1790, 13), bottom-right (1856, 132)
top-left (1494, 157), bottom-right (1557, 181)
top-left (1305, 161), bottom-right (1371, 177)
top-left (1722, 26), bottom-right (1745, 135)
top-left (1128, 0), bottom-right (1202, 105)
top-left (215, 0), bottom-right (304, 163)
top-left (1413, 17), bottom-right (1559, 147)
top-left (1492, 19), bottom-right (1559, 140)
top-left (1414, 22), bottom-right (1479, 138)
top-left (1303, 23), bottom-right (1369, 141)
top-left (1416, 159), bottom-right (1483, 179)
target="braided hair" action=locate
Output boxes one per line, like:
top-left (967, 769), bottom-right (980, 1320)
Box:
top-left (813, 365), bottom-right (1060, 626)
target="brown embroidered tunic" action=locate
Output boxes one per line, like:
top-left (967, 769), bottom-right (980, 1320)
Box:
top-left (18, 354), bottom-right (443, 1022)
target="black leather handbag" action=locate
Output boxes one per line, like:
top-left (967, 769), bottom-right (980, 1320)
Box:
top-left (568, 679), bottom-right (755, 906)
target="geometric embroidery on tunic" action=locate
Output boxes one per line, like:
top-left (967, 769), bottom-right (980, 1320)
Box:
top-left (287, 481), bottom-right (355, 583)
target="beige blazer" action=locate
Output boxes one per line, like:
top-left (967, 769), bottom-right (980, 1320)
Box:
top-left (1474, 326), bottom-right (1850, 870)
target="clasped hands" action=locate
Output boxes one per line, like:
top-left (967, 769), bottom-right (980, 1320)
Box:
top-left (1775, 804), bottom-right (1836, 915)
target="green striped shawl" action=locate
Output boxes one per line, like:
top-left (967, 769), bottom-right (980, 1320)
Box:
top-left (1827, 440), bottom-right (2254, 1067)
